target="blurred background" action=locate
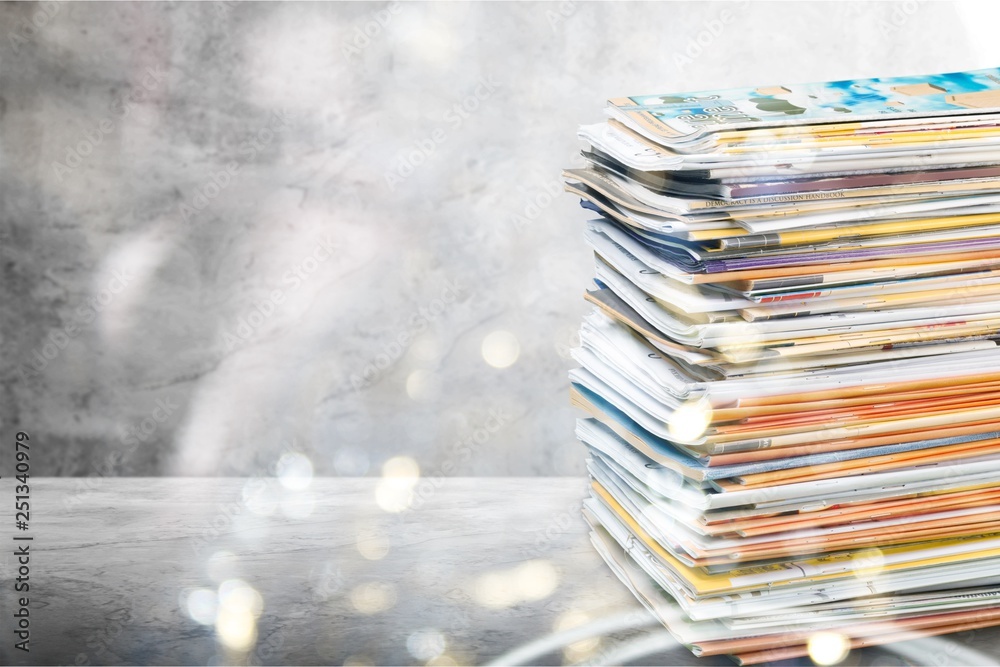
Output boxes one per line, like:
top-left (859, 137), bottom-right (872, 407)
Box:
top-left (4, 0), bottom-right (1000, 478)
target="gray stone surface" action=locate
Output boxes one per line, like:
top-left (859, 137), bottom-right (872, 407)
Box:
top-left (1, 1), bottom-right (996, 476)
top-left (0, 478), bottom-right (684, 665)
top-left (4, 478), bottom-right (999, 666)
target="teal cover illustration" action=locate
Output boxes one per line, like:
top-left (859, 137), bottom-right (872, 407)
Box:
top-left (612, 68), bottom-right (1000, 134)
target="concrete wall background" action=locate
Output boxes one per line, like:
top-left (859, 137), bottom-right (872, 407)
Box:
top-left (3, 0), bottom-right (997, 477)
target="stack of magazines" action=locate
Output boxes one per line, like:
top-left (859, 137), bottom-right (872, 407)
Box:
top-left (566, 68), bottom-right (1000, 664)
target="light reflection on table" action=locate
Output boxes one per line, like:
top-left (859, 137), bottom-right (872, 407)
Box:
top-left (1, 478), bottom-right (998, 666)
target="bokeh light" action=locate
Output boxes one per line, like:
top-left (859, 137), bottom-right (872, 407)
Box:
top-left (243, 478), bottom-right (278, 517)
top-left (184, 588), bottom-right (217, 626)
top-left (215, 579), bottom-right (263, 651)
top-left (356, 527), bottom-right (391, 561)
top-left (481, 330), bottom-right (520, 368)
top-left (473, 559), bottom-right (559, 608)
top-left (514, 560), bottom-right (559, 602)
top-left (406, 629), bottom-right (447, 661)
top-left (554, 610), bottom-right (601, 663)
top-left (343, 656), bottom-right (374, 667)
top-left (216, 606), bottom-right (257, 651)
top-left (667, 400), bottom-right (713, 443)
top-left (350, 581), bottom-right (398, 615)
top-left (383, 455), bottom-right (420, 481)
top-left (406, 369), bottom-right (442, 401)
top-left (218, 579), bottom-right (264, 618)
top-left (276, 452), bottom-right (314, 490)
top-left (375, 456), bottom-right (421, 513)
top-left (807, 631), bottom-right (850, 666)
top-left (851, 547), bottom-right (885, 579)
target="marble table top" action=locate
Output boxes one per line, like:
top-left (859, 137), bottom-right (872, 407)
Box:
top-left (2, 478), bottom-right (999, 666)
